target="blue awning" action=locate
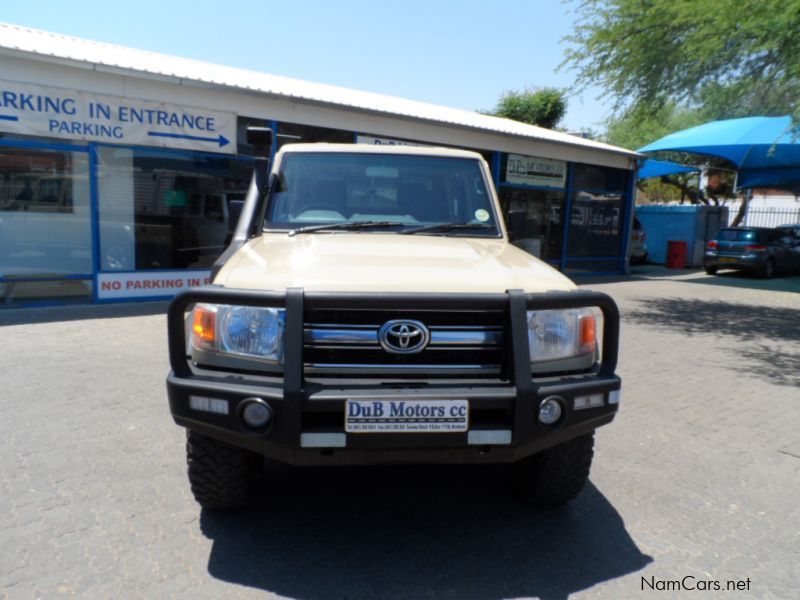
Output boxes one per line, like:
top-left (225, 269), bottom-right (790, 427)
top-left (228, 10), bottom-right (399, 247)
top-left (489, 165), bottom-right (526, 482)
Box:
top-left (638, 116), bottom-right (800, 191)
top-left (638, 159), bottom-right (699, 180)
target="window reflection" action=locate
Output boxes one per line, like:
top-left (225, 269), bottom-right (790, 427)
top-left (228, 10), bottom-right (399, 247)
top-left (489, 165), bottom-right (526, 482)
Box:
top-left (499, 187), bottom-right (565, 259)
top-left (97, 148), bottom-right (251, 270)
top-left (0, 147), bottom-right (92, 302)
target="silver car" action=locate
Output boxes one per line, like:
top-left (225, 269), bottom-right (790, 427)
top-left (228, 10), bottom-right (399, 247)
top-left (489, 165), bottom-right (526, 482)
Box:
top-left (630, 216), bottom-right (648, 264)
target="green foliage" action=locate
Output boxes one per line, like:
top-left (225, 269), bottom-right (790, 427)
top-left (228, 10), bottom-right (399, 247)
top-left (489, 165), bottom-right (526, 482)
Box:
top-left (563, 0), bottom-right (800, 120)
top-left (492, 87), bottom-right (567, 129)
top-left (604, 104), bottom-right (705, 151)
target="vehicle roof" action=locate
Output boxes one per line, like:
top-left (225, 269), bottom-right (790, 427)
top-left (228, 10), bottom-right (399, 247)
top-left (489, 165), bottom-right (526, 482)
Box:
top-left (276, 143), bottom-right (485, 160)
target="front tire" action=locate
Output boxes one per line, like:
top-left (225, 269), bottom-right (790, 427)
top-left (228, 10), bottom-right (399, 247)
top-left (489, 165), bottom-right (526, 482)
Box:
top-left (514, 432), bottom-right (595, 506)
top-left (186, 431), bottom-right (261, 509)
top-left (704, 265), bottom-right (718, 275)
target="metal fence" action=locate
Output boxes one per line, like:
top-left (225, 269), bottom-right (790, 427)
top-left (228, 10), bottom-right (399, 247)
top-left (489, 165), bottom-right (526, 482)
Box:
top-left (725, 205), bottom-right (800, 227)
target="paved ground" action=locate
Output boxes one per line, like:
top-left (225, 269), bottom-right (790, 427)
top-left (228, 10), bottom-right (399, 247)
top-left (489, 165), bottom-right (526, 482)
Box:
top-left (1, 266), bottom-right (798, 599)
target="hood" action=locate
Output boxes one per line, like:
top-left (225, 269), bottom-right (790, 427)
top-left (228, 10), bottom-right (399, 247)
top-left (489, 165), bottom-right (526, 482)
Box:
top-left (215, 233), bottom-right (576, 294)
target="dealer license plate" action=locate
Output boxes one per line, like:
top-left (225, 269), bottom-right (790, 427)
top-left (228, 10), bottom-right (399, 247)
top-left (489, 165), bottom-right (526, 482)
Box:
top-left (345, 399), bottom-right (469, 433)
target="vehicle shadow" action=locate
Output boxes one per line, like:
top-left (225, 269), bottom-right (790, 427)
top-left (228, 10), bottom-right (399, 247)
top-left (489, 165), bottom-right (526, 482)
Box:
top-left (0, 300), bottom-right (169, 326)
top-left (200, 465), bottom-right (651, 600)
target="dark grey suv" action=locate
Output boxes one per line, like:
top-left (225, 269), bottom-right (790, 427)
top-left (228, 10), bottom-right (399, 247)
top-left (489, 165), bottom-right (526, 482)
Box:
top-left (704, 227), bottom-right (800, 278)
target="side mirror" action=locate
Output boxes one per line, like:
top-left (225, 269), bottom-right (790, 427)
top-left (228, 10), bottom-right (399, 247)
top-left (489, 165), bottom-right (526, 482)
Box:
top-left (506, 210), bottom-right (526, 241)
top-left (246, 127), bottom-right (274, 158)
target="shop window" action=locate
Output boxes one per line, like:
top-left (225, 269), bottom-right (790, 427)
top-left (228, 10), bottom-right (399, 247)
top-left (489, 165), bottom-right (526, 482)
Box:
top-left (499, 187), bottom-right (565, 260)
top-left (236, 116), bottom-right (272, 157)
top-left (277, 122), bottom-right (354, 150)
top-left (572, 163), bottom-right (627, 192)
top-left (566, 191), bottom-right (623, 258)
top-left (0, 146), bottom-right (93, 303)
top-left (96, 147), bottom-right (252, 271)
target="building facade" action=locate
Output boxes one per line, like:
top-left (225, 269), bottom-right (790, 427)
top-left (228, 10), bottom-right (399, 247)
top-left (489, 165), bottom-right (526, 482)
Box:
top-left (0, 23), bottom-right (638, 306)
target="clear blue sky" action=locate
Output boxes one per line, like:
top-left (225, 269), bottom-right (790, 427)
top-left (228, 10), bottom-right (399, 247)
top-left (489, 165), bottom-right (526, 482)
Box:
top-left (2, 0), bottom-right (610, 132)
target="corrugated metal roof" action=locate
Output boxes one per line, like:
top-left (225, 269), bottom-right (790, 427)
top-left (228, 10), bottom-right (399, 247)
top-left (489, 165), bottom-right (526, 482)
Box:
top-left (0, 21), bottom-right (637, 159)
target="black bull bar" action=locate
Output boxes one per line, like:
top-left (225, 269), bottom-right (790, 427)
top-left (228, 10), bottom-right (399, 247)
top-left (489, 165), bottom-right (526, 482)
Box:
top-left (167, 288), bottom-right (620, 448)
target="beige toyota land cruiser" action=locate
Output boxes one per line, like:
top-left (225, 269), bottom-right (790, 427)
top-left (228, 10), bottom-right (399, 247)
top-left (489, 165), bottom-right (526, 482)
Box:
top-left (167, 128), bottom-right (621, 509)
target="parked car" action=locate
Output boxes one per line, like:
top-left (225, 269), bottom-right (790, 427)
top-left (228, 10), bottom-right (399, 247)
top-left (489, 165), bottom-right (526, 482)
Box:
top-left (776, 223), bottom-right (800, 238)
top-left (704, 227), bottom-right (800, 278)
top-left (630, 216), bottom-right (648, 264)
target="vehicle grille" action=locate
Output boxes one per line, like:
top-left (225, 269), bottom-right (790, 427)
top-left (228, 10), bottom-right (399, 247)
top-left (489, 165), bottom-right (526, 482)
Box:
top-left (303, 308), bottom-right (507, 378)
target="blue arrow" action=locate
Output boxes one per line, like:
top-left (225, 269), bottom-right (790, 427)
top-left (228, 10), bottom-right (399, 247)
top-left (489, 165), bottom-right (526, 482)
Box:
top-left (148, 131), bottom-right (229, 148)
top-left (0, 115), bottom-right (19, 121)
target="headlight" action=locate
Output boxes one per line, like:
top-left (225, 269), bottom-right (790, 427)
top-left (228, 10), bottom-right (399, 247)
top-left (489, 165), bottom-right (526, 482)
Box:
top-left (191, 303), bottom-right (285, 364)
top-left (527, 308), bottom-right (597, 368)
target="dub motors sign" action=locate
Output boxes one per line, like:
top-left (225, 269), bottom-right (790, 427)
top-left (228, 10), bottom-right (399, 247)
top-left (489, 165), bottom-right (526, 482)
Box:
top-left (506, 153), bottom-right (566, 189)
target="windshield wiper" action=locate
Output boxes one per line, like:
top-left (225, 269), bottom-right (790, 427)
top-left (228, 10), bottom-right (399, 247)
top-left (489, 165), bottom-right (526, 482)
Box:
top-left (400, 223), bottom-right (495, 235)
top-left (288, 220), bottom-right (405, 237)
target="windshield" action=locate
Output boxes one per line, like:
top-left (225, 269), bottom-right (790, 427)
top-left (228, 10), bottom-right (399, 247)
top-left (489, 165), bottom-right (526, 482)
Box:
top-left (265, 152), bottom-right (500, 236)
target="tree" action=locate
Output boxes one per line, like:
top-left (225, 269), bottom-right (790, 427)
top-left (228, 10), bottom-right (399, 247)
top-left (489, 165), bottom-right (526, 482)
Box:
top-left (563, 1), bottom-right (800, 214)
top-left (604, 103), bottom-right (705, 152)
top-left (491, 87), bottom-right (567, 129)
top-left (563, 0), bottom-right (800, 120)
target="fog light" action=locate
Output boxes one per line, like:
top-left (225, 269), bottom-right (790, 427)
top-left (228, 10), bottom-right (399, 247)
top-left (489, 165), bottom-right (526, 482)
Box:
top-left (538, 396), bottom-right (563, 425)
top-left (240, 398), bottom-right (273, 429)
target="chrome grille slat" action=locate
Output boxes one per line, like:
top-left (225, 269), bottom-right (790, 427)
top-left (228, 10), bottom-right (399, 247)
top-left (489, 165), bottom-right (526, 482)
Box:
top-left (303, 308), bottom-right (507, 377)
top-left (303, 328), bottom-right (502, 347)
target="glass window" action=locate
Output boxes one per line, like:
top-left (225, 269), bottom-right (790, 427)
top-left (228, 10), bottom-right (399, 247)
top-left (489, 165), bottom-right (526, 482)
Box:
top-left (566, 163), bottom-right (631, 262)
top-left (266, 152), bottom-right (500, 235)
top-left (567, 191), bottom-right (623, 258)
top-left (97, 147), bottom-right (252, 271)
top-left (236, 116), bottom-right (272, 157)
top-left (277, 122), bottom-right (353, 150)
top-left (0, 146), bottom-right (93, 303)
top-left (499, 187), bottom-right (565, 259)
top-left (716, 229), bottom-right (758, 242)
top-left (572, 163), bottom-right (627, 192)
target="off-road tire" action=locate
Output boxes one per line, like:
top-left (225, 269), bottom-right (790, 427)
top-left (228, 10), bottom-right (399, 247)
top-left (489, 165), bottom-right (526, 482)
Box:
top-left (704, 266), bottom-right (717, 275)
top-left (760, 258), bottom-right (775, 279)
top-left (186, 431), bottom-right (261, 509)
top-left (514, 432), bottom-right (595, 506)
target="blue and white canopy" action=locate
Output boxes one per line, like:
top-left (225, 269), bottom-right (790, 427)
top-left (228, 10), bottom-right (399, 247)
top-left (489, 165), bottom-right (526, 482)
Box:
top-left (639, 116), bottom-right (800, 190)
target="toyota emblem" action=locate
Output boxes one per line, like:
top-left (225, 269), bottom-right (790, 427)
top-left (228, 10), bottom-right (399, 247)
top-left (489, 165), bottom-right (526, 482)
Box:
top-left (378, 320), bottom-right (430, 354)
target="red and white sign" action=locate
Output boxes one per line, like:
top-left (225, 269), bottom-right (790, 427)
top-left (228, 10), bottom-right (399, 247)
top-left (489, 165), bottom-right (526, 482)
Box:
top-left (97, 270), bottom-right (211, 300)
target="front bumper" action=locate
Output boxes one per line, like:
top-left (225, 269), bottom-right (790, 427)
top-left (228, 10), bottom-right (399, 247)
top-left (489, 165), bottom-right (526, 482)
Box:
top-left (166, 288), bottom-right (621, 465)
